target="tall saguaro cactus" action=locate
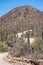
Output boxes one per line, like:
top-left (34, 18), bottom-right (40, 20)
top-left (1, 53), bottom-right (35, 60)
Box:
top-left (26, 32), bottom-right (30, 47)
top-left (42, 32), bottom-right (43, 39)
top-left (0, 30), bottom-right (3, 43)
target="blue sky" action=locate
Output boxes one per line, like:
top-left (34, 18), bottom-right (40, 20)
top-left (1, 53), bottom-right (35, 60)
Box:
top-left (0, 0), bottom-right (43, 16)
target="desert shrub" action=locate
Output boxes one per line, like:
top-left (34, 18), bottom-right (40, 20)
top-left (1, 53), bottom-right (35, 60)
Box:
top-left (0, 41), bottom-right (8, 52)
top-left (12, 42), bottom-right (28, 56)
top-left (31, 37), bottom-right (43, 59)
top-left (8, 41), bottom-right (31, 57)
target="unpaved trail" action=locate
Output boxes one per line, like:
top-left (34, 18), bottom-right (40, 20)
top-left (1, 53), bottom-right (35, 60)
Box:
top-left (0, 52), bottom-right (12, 65)
top-left (0, 52), bottom-right (42, 65)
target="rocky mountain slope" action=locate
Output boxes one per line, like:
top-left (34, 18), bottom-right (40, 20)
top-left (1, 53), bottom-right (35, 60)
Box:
top-left (0, 6), bottom-right (43, 32)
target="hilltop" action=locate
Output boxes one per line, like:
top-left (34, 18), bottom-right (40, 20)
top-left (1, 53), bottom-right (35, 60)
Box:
top-left (0, 6), bottom-right (43, 32)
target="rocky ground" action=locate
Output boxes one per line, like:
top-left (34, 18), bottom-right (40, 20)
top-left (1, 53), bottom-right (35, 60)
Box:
top-left (0, 52), bottom-right (43, 65)
top-left (0, 52), bottom-right (32, 65)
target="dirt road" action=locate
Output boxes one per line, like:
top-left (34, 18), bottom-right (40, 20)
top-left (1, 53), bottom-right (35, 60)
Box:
top-left (0, 52), bottom-right (12, 65)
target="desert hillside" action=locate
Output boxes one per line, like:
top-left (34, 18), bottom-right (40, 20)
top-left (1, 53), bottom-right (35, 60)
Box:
top-left (0, 5), bottom-right (43, 65)
top-left (0, 6), bottom-right (43, 33)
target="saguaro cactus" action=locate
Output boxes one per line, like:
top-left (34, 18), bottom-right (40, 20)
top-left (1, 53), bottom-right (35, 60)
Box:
top-left (42, 32), bottom-right (43, 39)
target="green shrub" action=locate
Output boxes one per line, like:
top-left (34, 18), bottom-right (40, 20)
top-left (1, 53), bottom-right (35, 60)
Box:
top-left (31, 37), bottom-right (43, 59)
top-left (0, 41), bottom-right (8, 52)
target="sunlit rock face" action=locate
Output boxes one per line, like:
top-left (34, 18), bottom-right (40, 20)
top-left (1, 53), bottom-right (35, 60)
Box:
top-left (16, 30), bottom-right (35, 45)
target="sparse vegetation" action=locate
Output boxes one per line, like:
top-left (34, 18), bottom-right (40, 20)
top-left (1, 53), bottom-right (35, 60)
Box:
top-left (0, 6), bottom-right (43, 62)
top-left (31, 36), bottom-right (43, 59)
top-left (0, 41), bottom-right (7, 52)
